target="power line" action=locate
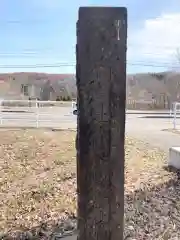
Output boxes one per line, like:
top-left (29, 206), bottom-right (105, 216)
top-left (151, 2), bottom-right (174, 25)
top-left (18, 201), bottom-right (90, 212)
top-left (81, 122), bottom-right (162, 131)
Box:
top-left (0, 19), bottom-right (52, 24)
top-left (128, 43), bottom-right (180, 51)
top-left (0, 14), bottom-right (180, 24)
top-left (128, 60), bottom-right (179, 66)
top-left (129, 62), bottom-right (179, 69)
top-left (3, 60), bottom-right (180, 66)
top-left (0, 51), bottom-right (175, 56)
top-left (0, 44), bottom-right (179, 51)
top-left (0, 39), bottom-right (178, 55)
top-left (0, 62), bottom-right (178, 69)
top-left (0, 45), bottom-right (178, 56)
top-left (0, 52), bottom-right (177, 63)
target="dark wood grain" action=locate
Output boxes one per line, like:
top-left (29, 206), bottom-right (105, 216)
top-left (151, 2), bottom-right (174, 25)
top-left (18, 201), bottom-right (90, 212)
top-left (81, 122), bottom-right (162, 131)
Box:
top-left (76, 7), bottom-right (127, 240)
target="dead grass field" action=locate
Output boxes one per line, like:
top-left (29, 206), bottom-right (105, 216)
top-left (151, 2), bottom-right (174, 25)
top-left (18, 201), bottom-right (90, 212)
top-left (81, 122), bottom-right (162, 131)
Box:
top-left (0, 129), bottom-right (179, 239)
top-left (0, 129), bottom-right (76, 239)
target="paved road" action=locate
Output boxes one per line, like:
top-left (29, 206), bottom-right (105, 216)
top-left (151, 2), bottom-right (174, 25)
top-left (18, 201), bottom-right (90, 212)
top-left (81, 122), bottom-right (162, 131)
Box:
top-left (0, 107), bottom-right (76, 129)
top-left (125, 112), bottom-right (180, 152)
top-left (1, 108), bottom-right (180, 152)
top-left (0, 108), bottom-right (175, 128)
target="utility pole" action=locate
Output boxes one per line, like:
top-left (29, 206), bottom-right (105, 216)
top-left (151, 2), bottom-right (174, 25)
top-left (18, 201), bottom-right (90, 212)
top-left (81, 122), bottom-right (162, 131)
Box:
top-left (76, 7), bottom-right (127, 240)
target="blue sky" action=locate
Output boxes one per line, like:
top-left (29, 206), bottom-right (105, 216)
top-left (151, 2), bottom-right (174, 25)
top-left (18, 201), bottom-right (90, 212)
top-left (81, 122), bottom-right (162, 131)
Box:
top-left (0, 0), bottom-right (180, 74)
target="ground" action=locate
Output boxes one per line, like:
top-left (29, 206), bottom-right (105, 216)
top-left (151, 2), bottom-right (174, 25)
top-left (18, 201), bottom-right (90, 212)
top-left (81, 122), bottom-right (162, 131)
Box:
top-left (0, 129), bottom-right (76, 239)
top-left (0, 129), bottom-right (180, 239)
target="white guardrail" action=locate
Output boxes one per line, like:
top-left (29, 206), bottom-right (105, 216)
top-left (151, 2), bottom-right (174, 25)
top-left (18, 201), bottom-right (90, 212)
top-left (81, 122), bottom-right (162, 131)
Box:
top-left (0, 99), bottom-right (76, 128)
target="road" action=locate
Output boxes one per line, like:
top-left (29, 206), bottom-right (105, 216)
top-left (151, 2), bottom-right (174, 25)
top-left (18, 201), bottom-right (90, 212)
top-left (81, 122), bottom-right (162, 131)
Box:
top-left (0, 107), bottom-right (77, 129)
top-left (1, 107), bottom-right (180, 152)
top-left (126, 112), bottom-right (180, 152)
top-left (0, 108), bottom-right (175, 128)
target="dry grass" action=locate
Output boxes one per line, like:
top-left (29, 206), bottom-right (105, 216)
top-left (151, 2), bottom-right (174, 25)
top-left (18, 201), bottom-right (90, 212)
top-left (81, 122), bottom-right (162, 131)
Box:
top-left (125, 138), bottom-right (170, 192)
top-left (0, 129), bottom-right (179, 239)
top-left (0, 129), bottom-right (76, 238)
top-left (124, 138), bottom-right (180, 239)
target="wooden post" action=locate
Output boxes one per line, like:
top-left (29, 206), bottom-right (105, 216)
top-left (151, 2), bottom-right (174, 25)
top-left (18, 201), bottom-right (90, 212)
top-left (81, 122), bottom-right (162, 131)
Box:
top-left (76, 7), bottom-right (127, 240)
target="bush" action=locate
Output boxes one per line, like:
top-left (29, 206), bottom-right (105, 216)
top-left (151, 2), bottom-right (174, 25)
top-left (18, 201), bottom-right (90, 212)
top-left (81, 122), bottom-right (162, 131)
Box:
top-left (149, 72), bottom-right (165, 81)
top-left (56, 96), bottom-right (62, 101)
top-left (61, 96), bottom-right (72, 101)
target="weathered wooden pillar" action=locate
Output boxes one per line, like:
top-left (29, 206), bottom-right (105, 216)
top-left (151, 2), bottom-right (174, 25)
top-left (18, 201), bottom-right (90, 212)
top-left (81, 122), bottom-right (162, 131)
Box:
top-left (76, 7), bottom-right (127, 240)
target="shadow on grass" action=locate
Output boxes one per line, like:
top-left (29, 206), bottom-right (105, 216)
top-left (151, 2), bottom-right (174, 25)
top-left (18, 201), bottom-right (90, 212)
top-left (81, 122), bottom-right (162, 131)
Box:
top-left (163, 165), bottom-right (180, 175)
top-left (2, 168), bottom-right (180, 240)
top-left (124, 167), bottom-right (180, 239)
top-left (1, 215), bottom-right (77, 240)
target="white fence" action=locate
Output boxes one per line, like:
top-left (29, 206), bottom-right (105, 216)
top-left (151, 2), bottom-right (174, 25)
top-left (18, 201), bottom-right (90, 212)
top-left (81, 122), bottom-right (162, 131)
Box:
top-left (71, 100), bottom-right (76, 109)
top-left (0, 99), bottom-right (176, 129)
top-left (126, 98), bottom-right (169, 110)
top-left (0, 100), bottom-right (76, 128)
top-left (169, 102), bottom-right (180, 129)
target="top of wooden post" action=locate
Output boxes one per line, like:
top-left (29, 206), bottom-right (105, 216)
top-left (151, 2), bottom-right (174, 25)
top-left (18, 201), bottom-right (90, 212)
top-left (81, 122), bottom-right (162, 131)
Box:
top-left (78, 6), bottom-right (127, 20)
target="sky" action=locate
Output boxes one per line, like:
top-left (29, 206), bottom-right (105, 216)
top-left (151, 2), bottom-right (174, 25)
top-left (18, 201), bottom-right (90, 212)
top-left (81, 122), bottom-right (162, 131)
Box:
top-left (0, 0), bottom-right (180, 74)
